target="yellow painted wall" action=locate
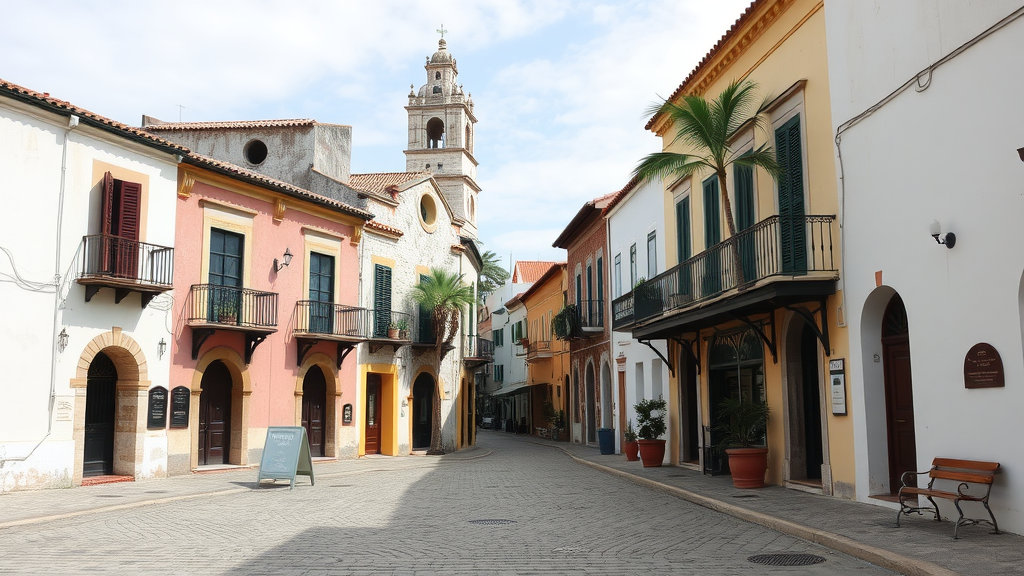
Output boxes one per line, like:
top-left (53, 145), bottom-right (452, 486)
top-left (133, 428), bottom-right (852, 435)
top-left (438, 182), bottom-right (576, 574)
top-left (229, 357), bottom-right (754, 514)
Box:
top-left (522, 266), bottom-right (570, 420)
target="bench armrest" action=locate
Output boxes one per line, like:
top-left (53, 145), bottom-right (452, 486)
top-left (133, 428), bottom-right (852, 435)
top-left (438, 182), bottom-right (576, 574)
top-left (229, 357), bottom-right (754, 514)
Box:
top-left (899, 470), bottom-right (931, 487)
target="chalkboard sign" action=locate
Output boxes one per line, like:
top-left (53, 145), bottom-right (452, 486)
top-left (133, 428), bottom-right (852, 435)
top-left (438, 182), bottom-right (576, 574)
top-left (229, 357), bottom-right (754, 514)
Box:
top-left (342, 403), bottom-right (353, 425)
top-left (147, 386), bottom-right (168, 429)
top-left (170, 386), bottom-right (190, 428)
top-left (256, 426), bottom-right (315, 489)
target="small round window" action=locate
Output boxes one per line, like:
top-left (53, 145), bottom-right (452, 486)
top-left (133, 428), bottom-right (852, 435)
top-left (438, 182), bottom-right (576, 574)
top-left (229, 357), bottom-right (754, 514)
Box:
top-left (419, 193), bottom-right (438, 233)
top-left (243, 139), bottom-right (268, 165)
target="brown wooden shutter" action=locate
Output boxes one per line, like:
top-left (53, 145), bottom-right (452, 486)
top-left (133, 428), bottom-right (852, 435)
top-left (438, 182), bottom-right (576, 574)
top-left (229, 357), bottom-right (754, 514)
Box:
top-left (118, 181), bottom-right (141, 241)
top-left (101, 172), bottom-right (115, 236)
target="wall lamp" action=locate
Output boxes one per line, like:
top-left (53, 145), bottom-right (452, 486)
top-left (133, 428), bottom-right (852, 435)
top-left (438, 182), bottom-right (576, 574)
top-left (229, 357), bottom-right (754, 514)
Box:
top-left (930, 220), bottom-right (956, 249)
top-left (1017, 147), bottom-right (1024, 162)
top-left (274, 247), bottom-right (293, 272)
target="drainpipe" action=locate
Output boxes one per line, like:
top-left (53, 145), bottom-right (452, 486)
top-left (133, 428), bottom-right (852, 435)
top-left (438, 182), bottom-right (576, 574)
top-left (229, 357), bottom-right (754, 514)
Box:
top-left (0, 114), bottom-right (79, 476)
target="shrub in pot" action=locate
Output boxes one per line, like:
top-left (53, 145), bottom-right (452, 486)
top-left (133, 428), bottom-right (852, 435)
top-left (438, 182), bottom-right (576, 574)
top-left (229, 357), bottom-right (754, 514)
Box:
top-left (634, 397), bottom-right (667, 467)
top-left (715, 397), bottom-right (770, 488)
top-left (623, 419), bottom-right (639, 462)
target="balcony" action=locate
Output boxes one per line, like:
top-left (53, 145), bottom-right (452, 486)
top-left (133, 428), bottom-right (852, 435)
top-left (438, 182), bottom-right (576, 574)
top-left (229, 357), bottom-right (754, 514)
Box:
top-left (365, 309), bottom-right (416, 353)
top-left (526, 340), bottom-right (552, 362)
top-left (612, 215), bottom-right (837, 336)
top-left (578, 299), bottom-right (604, 333)
top-left (463, 335), bottom-right (494, 368)
top-left (76, 234), bottom-right (173, 308)
top-left (293, 301), bottom-right (371, 367)
top-left (187, 284), bottom-right (279, 363)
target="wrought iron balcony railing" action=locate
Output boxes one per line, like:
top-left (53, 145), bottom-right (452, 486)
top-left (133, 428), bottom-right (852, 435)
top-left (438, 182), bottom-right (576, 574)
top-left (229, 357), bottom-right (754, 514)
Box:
top-left (294, 301), bottom-right (371, 339)
top-left (370, 309), bottom-right (416, 340)
top-left (79, 234), bottom-right (173, 286)
top-left (612, 214), bottom-right (836, 331)
top-left (527, 340), bottom-right (552, 360)
top-left (464, 335), bottom-right (494, 360)
top-left (578, 299), bottom-right (604, 331)
top-left (187, 284), bottom-right (278, 329)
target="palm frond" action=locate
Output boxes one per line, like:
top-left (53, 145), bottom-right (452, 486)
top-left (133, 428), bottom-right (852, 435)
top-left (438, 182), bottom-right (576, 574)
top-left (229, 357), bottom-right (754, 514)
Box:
top-left (632, 152), bottom-right (713, 184)
top-left (732, 143), bottom-right (781, 180)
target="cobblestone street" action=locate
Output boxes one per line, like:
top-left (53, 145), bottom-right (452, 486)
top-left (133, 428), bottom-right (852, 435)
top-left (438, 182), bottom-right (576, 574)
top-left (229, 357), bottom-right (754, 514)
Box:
top-left (0, 432), bottom-right (892, 575)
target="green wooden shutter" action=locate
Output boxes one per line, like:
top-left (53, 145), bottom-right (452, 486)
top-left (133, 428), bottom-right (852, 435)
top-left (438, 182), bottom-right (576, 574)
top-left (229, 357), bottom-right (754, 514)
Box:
top-left (374, 264), bottom-right (392, 337)
top-left (418, 273), bottom-right (433, 342)
top-left (703, 176), bottom-right (722, 296)
top-left (775, 115), bottom-right (807, 274)
top-left (735, 162), bottom-right (757, 282)
top-left (676, 196), bottom-right (691, 261)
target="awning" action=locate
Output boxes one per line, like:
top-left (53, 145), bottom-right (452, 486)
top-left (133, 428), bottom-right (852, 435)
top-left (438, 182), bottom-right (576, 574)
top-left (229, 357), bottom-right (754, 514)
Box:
top-left (491, 382), bottom-right (531, 396)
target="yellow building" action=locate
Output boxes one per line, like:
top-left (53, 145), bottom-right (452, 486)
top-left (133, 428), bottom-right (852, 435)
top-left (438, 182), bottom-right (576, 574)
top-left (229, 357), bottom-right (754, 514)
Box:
top-left (613, 0), bottom-right (854, 497)
top-left (520, 263), bottom-right (570, 440)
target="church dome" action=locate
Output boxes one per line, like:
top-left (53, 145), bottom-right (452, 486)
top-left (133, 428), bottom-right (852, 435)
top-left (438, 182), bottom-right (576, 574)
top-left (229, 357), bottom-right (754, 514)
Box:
top-left (430, 39), bottom-right (453, 64)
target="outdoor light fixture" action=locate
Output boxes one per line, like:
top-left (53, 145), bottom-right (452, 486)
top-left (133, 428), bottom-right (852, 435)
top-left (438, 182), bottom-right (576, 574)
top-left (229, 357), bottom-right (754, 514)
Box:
top-left (158, 338), bottom-right (167, 359)
top-left (57, 328), bottom-right (68, 353)
top-left (929, 220), bottom-right (956, 249)
top-left (1017, 147), bottom-right (1024, 162)
top-left (274, 247), bottom-right (294, 272)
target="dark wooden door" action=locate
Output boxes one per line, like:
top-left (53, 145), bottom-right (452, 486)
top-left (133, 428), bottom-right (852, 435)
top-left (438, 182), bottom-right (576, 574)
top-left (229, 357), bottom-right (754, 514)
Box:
top-left (801, 325), bottom-right (823, 480)
top-left (884, 339), bottom-right (917, 492)
top-left (84, 352), bottom-right (117, 477)
top-left (412, 374), bottom-right (434, 449)
top-left (199, 362), bottom-right (232, 465)
top-left (365, 374), bottom-right (382, 454)
top-left (302, 366), bottom-right (327, 457)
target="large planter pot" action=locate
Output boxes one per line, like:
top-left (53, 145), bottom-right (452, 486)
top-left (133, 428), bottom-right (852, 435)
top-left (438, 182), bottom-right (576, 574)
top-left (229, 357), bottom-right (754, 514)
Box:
top-left (725, 447), bottom-right (769, 488)
top-left (624, 441), bottom-right (640, 461)
top-left (637, 439), bottom-right (666, 467)
top-left (597, 428), bottom-right (615, 455)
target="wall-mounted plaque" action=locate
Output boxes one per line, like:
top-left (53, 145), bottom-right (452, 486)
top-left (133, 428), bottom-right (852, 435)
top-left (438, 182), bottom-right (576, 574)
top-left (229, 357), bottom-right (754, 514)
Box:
top-left (829, 358), bottom-right (847, 415)
top-left (147, 386), bottom-right (168, 429)
top-left (170, 386), bottom-right (190, 428)
top-left (964, 343), bottom-right (1004, 389)
top-left (342, 403), bottom-right (353, 425)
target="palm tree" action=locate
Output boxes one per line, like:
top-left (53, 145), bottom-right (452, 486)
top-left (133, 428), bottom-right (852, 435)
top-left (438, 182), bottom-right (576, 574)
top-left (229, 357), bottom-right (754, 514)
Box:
top-left (632, 79), bottom-right (780, 286)
top-left (478, 250), bottom-right (509, 304)
top-left (410, 267), bottom-right (475, 454)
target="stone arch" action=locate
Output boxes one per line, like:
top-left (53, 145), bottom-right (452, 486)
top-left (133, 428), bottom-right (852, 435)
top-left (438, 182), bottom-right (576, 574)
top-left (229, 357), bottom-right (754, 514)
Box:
top-left (426, 117), bottom-right (445, 149)
top-left (859, 285), bottom-right (899, 493)
top-left (296, 353), bottom-right (340, 458)
top-left (191, 346), bottom-right (251, 468)
top-left (71, 329), bottom-right (152, 485)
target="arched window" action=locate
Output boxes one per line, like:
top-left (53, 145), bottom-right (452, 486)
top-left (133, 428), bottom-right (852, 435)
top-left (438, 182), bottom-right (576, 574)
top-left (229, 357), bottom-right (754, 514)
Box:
top-left (465, 124), bottom-right (472, 153)
top-left (435, 71), bottom-right (441, 80)
top-left (426, 117), bottom-right (445, 149)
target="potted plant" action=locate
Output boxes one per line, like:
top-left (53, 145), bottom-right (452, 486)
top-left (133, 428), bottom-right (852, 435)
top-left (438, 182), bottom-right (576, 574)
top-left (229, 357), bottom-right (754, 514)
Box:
top-left (623, 419), bottom-right (639, 462)
top-left (387, 321), bottom-right (400, 339)
top-left (715, 397), bottom-right (770, 488)
top-left (543, 401), bottom-right (565, 441)
top-left (216, 297), bottom-right (239, 325)
top-left (395, 319), bottom-right (409, 340)
top-left (634, 397), bottom-right (667, 467)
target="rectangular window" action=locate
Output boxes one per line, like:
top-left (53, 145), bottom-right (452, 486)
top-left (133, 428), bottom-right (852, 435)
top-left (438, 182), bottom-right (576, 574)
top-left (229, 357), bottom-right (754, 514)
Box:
top-left (309, 252), bottom-right (335, 334)
top-left (703, 176), bottom-right (722, 295)
top-left (629, 244), bottom-right (637, 286)
top-left (647, 231), bottom-right (657, 279)
top-left (494, 365), bottom-right (504, 382)
top-left (775, 114), bottom-right (807, 273)
top-left (614, 254), bottom-right (621, 298)
top-left (735, 160), bottom-right (757, 282)
top-left (494, 327), bottom-right (503, 346)
top-left (373, 264), bottom-right (392, 337)
top-left (586, 263), bottom-right (593, 306)
top-left (99, 172), bottom-right (142, 278)
top-left (596, 257), bottom-right (604, 304)
top-left (675, 196), bottom-right (691, 261)
top-left (575, 274), bottom-right (582, 306)
top-left (209, 228), bottom-right (244, 324)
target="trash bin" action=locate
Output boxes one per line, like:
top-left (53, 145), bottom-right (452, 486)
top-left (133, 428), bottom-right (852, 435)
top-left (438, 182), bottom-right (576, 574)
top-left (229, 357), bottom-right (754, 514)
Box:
top-left (598, 428), bottom-right (615, 455)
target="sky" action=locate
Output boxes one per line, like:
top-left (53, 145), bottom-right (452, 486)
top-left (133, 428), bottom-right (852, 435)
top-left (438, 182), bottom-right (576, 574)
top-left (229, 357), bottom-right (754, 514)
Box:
top-left (2, 0), bottom-right (751, 268)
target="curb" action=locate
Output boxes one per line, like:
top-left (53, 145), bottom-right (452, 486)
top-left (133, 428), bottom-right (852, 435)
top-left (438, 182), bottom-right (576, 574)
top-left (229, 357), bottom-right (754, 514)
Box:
top-left (548, 443), bottom-right (958, 576)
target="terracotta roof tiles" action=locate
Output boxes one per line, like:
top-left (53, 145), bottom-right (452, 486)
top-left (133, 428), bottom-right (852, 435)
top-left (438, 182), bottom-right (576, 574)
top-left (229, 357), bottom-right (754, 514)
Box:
top-left (365, 220), bottom-right (403, 236)
top-left (145, 119), bottom-right (317, 131)
top-left (601, 176), bottom-right (642, 217)
top-left (348, 172), bottom-right (431, 195)
top-left (512, 261), bottom-right (561, 284)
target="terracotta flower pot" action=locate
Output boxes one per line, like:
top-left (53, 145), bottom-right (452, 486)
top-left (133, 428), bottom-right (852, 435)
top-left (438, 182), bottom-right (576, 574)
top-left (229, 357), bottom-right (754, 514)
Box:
top-left (624, 441), bottom-right (640, 461)
top-left (725, 447), bottom-right (769, 488)
top-left (637, 439), bottom-right (666, 467)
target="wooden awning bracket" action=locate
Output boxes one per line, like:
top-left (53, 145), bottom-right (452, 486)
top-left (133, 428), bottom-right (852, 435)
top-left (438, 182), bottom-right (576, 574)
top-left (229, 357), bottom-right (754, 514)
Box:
top-left (191, 328), bottom-right (215, 360)
top-left (785, 298), bottom-right (831, 356)
top-left (728, 313), bottom-right (778, 364)
top-left (671, 335), bottom-right (702, 375)
top-left (244, 333), bottom-right (269, 364)
top-left (337, 342), bottom-right (356, 369)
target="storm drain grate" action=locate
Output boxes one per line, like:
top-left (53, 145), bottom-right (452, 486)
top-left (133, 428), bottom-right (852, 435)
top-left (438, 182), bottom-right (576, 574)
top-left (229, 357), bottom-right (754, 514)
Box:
top-left (748, 553), bottom-right (826, 566)
top-left (469, 519), bottom-right (517, 525)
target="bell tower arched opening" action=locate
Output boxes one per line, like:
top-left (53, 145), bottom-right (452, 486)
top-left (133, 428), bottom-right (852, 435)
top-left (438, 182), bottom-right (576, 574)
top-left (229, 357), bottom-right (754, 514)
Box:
top-left (426, 117), bottom-right (445, 149)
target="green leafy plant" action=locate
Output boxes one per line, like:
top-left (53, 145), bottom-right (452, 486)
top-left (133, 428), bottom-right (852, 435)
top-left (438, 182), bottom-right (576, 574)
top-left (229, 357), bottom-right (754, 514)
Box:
top-left (624, 419), bottom-right (638, 443)
top-left (543, 401), bottom-right (565, 432)
top-left (551, 304), bottom-right (581, 340)
top-left (394, 319), bottom-right (409, 331)
top-left (634, 397), bottom-right (667, 440)
top-left (633, 277), bottom-right (646, 290)
top-left (715, 397), bottom-right (769, 448)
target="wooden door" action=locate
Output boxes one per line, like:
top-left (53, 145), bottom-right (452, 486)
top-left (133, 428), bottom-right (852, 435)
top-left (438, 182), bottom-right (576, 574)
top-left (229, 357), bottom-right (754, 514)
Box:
top-left (199, 362), bottom-right (232, 466)
top-left (309, 253), bottom-right (334, 334)
top-left (882, 295), bottom-right (916, 493)
top-left (302, 366), bottom-right (327, 457)
top-left (84, 352), bottom-right (117, 477)
top-left (412, 374), bottom-right (434, 449)
top-left (617, 370), bottom-right (626, 445)
top-left (365, 374), bottom-right (382, 454)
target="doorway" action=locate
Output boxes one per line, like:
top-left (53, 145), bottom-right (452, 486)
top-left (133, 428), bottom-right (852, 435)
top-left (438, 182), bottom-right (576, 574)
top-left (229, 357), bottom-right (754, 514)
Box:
top-left (882, 295), bottom-right (916, 494)
top-left (786, 321), bottom-right (824, 483)
top-left (365, 373), bottom-right (382, 454)
top-left (412, 373), bottom-right (435, 450)
top-left (84, 352), bottom-right (117, 477)
top-left (302, 365), bottom-right (327, 457)
top-left (707, 330), bottom-right (766, 475)
top-left (678, 348), bottom-right (699, 464)
top-left (199, 360), bottom-right (232, 466)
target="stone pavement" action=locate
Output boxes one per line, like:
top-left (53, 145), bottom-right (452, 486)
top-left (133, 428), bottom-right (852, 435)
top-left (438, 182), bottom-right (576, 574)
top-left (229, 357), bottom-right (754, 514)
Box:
top-left (0, 432), bottom-right (1014, 575)
top-left (537, 434), bottom-right (1024, 576)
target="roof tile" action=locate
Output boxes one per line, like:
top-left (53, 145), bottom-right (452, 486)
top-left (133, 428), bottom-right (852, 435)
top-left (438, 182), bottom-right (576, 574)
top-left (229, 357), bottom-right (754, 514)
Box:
top-left (146, 119), bottom-right (316, 131)
top-left (512, 261), bottom-right (561, 284)
top-left (348, 172), bottom-right (431, 195)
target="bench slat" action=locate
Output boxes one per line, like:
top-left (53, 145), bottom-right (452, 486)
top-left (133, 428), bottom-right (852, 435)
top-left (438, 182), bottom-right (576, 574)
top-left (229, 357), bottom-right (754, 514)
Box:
top-left (932, 458), bottom-right (999, 471)
top-left (930, 469), bottom-right (995, 484)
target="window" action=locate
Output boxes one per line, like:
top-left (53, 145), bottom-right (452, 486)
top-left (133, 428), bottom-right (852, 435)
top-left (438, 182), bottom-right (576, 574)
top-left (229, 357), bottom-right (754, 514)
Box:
top-left (426, 117), bottom-right (445, 148)
top-left (647, 231), bottom-right (657, 279)
top-left (586, 263), bottom-right (593, 305)
top-left (575, 273), bottom-right (582, 306)
top-left (418, 193), bottom-right (438, 232)
top-left (735, 159), bottom-right (757, 282)
top-left (494, 365), bottom-right (504, 382)
top-left (635, 362), bottom-right (645, 402)
top-left (309, 252), bottom-right (334, 333)
top-left (493, 327), bottom-right (503, 346)
top-left (596, 257), bottom-right (604, 304)
top-left (418, 273), bottom-right (433, 342)
top-left (243, 139), bottom-right (268, 165)
top-left (99, 171), bottom-right (142, 278)
top-left (629, 244), bottom-right (637, 286)
top-left (703, 176), bottom-right (721, 247)
top-left (675, 196), bottom-right (691, 262)
top-left (209, 228), bottom-right (244, 324)
top-left (614, 254), bottom-right (621, 298)
top-left (775, 114), bottom-right (807, 273)
top-left (373, 264), bottom-right (392, 337)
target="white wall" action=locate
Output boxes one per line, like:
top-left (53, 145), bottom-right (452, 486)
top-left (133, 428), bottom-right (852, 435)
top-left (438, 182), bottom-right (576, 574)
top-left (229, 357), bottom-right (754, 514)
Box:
top-left (825, 1), bottom-right (1024, 533)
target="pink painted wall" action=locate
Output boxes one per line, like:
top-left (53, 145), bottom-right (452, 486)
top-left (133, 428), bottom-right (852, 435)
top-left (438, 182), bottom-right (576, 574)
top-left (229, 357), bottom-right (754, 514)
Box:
top-left (169, 173), bottom-right (359, 432)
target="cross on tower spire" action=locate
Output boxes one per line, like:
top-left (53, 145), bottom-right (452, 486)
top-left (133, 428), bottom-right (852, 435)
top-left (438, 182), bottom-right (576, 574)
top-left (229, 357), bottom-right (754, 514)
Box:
top-left (436, 24), bottom-right (448, 39)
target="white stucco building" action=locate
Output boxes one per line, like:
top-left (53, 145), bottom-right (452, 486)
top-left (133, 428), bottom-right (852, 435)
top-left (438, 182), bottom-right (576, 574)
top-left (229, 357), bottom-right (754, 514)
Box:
top-left (0, 80), bottom-right (184, 490)
top-left (824, 0), bottom-right (1024, 533)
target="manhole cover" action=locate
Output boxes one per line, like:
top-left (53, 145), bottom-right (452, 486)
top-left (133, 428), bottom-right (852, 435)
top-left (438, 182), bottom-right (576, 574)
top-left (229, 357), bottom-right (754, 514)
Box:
top-left (748, 553), bottom-right (826, 566)
top-left (469, 519), bottom-right (517, 525)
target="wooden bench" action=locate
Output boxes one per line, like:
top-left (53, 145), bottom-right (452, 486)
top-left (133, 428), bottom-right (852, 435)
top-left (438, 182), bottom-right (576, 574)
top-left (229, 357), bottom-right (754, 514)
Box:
top-left (896, 458), bottom-right (1000, 538)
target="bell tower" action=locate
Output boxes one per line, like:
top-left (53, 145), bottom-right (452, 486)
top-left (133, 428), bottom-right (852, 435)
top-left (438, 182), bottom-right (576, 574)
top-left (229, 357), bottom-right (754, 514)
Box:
top-left (405, 35), bottom-right (480, 238)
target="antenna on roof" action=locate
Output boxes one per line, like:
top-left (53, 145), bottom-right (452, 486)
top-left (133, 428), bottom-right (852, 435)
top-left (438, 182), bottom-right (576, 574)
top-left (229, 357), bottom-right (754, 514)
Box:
top-left (177, 104), bottom-right (185, 122)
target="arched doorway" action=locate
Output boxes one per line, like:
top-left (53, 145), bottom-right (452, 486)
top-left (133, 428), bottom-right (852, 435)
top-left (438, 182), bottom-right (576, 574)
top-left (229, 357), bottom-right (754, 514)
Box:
top-left (199, 361), bottom-right (232, 466)
top-left (784, 320), bottom-right (824, 484)
top-left (84, 352), bottom-right (117, 477)
top-left (708, 329), bottom-right (765, 475)
top-left (882, 294), bottom-right (916, 494)
top-left (412, 373), bottom-right (435, 450)
top-left (585, 362), bottom-right (597, 444)
top-left (678, 347), bottom-right (700, 464)
top-left (600, 362), bottom-right (613, 429)
top-left (302, 366), bottom-right (327, 457)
